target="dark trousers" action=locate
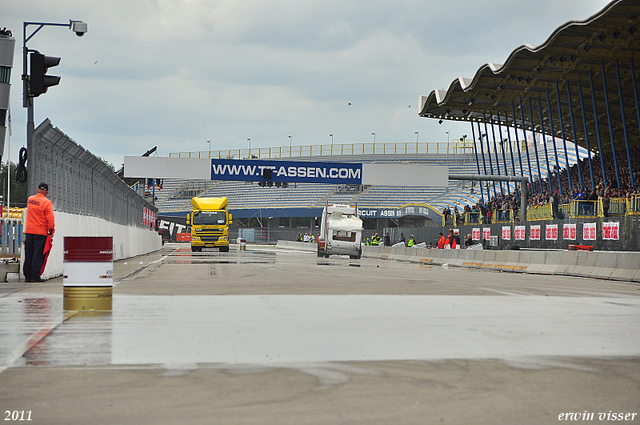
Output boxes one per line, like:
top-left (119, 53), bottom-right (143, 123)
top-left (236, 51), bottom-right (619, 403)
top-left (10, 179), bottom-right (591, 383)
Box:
top-left (23, 233), bottom-right (47, 280)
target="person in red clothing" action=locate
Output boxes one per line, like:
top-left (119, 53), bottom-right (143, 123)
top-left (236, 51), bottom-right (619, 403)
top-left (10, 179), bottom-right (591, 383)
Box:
top-left (437, 232), bottom-right (446, 249)
top-left (23, 183), bottom-right (55, 282)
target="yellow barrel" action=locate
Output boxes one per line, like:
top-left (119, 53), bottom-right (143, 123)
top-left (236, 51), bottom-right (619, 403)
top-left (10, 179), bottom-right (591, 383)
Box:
top-left (63, 286), bottom-right (112, 311)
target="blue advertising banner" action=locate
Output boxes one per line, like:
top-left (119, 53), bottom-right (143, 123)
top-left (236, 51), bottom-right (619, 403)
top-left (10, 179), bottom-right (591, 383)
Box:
top-left (210, 159), bottom-right (363, 184)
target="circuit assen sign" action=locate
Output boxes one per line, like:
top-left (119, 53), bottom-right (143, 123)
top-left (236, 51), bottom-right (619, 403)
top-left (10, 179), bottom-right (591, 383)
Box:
top-left (358, 204), bottom-right (439, 219)
top-left (210, 159), bottom-right (362, 184)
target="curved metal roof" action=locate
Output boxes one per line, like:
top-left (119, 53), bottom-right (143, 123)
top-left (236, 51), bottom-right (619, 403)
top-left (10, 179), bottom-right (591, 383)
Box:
top-left (418, 0), bottom-right (640, 154)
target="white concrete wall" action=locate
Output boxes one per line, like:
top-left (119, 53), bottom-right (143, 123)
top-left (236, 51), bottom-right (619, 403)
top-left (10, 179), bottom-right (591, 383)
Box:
top-left (34, 211), bottom-right (161, 280)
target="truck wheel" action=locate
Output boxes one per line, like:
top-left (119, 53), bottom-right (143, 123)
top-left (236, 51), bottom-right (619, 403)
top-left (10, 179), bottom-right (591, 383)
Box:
top-left (191, 247), bottom-right (198, 252)
top-left (220, 246), bottom-right (229, 252)
top-left (317, 246), bottom-right (324, 257)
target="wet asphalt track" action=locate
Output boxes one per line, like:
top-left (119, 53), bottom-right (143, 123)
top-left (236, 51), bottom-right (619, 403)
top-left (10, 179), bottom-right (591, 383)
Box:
top-left (1, 243), bottom-right (639, 424)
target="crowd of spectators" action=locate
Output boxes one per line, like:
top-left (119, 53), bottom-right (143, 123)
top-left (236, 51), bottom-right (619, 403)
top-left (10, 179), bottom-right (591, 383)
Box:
top-left (442, 146), bottom-right (639, 223)
top-left (0, 28), bottom-right (12, 37)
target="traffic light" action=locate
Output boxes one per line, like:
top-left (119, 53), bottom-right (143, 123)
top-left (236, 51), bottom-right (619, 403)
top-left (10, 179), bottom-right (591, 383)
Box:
top-left (29, 52), bottom-right (61, 97)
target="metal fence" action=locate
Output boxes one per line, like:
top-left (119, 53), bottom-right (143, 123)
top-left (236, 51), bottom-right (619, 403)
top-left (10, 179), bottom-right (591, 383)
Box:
top-left (1, 218), bottom-right (22, 255)
top-left (31, 119), bottom-right (157, 228)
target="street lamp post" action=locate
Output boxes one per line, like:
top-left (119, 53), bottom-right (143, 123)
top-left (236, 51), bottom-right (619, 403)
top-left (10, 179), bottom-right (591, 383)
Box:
top-left (23, 19), bottom-right (87, 195)
top-left (207, 140), bottom-right (211, 158)
top-left (329, 133), bottom-right (333, 145)
top-left (247, 138), bottom-right (251, 157)
top-left (372, 132), bottom-right (375, 143)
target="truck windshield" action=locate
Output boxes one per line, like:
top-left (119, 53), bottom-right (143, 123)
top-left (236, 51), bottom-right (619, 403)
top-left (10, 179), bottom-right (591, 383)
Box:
top-left (193, 211), bottom-right (226, 225)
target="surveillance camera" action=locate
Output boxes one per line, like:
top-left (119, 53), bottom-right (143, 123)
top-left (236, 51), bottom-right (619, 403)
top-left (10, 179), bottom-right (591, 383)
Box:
top-left (71, 21), bottom-right (87, 37)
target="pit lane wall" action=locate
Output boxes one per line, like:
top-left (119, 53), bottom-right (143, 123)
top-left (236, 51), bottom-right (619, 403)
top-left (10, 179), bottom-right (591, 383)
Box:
top-left (36, 211), bottom-right (161, 280)
top-left (275, 240), bottom-right (640, 282)
top-left (362, 245), bottom-right (640, 283)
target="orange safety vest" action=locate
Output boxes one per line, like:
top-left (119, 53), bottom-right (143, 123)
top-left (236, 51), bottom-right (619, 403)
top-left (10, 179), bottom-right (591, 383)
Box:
top-left (26, 193), bottom-right (55, 236)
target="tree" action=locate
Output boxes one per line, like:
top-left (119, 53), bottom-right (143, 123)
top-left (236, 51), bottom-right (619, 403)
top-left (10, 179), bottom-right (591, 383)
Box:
top-left (0, 161), bottom-right (27, 207)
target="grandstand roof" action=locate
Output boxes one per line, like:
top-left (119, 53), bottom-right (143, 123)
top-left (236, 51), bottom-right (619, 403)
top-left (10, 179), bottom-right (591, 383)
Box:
top-left (418, 0), bottom-right (640, 154)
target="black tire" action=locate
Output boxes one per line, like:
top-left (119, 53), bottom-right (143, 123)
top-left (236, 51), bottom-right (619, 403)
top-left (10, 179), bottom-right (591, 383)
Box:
top-left (220, 245), bottom-right (229, 252)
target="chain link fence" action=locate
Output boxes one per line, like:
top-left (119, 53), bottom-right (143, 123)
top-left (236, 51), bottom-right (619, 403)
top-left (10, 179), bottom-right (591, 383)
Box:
top-left (31, 119), bottom-right (156, 228)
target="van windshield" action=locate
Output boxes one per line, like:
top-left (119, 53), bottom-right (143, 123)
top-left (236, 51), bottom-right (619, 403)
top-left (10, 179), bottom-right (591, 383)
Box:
top-left (193, 211), bottom-right (226, 225)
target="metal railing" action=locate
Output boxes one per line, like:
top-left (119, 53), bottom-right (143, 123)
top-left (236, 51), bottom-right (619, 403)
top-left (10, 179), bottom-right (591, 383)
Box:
top-left (469, 195), bottom-right (640, 223)
top-left (1, 218), bottom-right (22, 255)
top-left (527, 204), bottom-right (553, 221)
top-left (169, 141), bottom-right (476, 159)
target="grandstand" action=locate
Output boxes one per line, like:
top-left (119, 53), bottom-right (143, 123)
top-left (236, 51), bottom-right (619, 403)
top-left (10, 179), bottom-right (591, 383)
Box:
top-left (156, 139), bottom-right (590, 224)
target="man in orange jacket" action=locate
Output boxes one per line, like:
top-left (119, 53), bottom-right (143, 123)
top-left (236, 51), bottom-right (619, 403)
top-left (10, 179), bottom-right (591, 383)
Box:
top-left (23, 183), bottom-right (55, 282)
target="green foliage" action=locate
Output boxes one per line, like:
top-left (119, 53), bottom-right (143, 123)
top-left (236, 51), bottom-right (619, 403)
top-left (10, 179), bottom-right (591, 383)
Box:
top-left (0, 161), bottom-right (27, 207)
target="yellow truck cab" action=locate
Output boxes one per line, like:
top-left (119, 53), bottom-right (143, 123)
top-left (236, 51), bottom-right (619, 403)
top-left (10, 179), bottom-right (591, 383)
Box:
top-left (187, 197), bottom-right (232, 252)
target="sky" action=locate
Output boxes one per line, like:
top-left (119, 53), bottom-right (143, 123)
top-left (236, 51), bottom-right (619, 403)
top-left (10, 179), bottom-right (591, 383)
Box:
top-left (3, 0), bottom-right (612, 168)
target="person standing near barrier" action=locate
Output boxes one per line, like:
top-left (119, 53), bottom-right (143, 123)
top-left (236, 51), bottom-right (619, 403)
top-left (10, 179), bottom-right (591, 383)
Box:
top-left (23, 183), bottom-right (55, 282)
top-left (465, 234), bottom-right (474, 248)
top-left (437, 232), bottom-right (446, 249)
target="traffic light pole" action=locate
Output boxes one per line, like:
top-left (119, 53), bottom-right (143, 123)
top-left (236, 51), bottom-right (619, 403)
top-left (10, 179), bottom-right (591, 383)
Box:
top-left (22, 20), bottom-right (86, 195)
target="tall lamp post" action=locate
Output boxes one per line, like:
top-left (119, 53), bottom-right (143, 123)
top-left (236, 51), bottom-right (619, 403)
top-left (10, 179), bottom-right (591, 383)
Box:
top-left (207, 140), bottom-right (211, 158)
top-left (23, 20), bottom-right (87, 195)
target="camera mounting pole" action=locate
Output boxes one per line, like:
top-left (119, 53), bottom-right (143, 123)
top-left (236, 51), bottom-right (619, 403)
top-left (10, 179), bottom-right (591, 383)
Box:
top-left (22, 20), bottom-right (87, 195)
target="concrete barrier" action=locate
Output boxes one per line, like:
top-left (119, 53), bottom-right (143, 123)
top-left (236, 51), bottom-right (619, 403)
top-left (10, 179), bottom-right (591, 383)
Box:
top-left (276, 240), bottom-right (316, 252)
top-left (612, 252), bottom-right (640, 282)
top-left (32, 211), bottom-right (162, 280)
top-left (539, 251), bottom-right (561, 275)
top-left (571, 251), bottom-right (598, 278)
top-left (555, 250), bottom-right (577, 276)
top-left (318, 243), bottom-right (640, 283)
top-left (0, 262), bottom-right (19, 281)
top-left (591, 251), bottom-right (619, 280)
top-left (525, 251), bottom-right (548, 274)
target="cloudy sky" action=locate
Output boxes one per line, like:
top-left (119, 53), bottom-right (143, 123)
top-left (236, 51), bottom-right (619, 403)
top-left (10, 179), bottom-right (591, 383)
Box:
top-left (4, 0), bottom-right (611, 168)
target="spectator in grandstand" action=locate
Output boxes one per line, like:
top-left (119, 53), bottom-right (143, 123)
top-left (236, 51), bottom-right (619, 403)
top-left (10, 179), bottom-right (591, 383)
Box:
top-left (550, 190), bottom-right (560, 219)
top-left (602, 187), bottom-right (610, 217)
top-left (0, 27), bottom-right (12, 37)
top-left (23, 183), bottom-right (55, 282)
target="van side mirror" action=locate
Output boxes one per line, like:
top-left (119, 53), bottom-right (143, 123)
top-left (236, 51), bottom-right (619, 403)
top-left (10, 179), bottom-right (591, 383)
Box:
top-left (229, 213), bottom-right (233, 225)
